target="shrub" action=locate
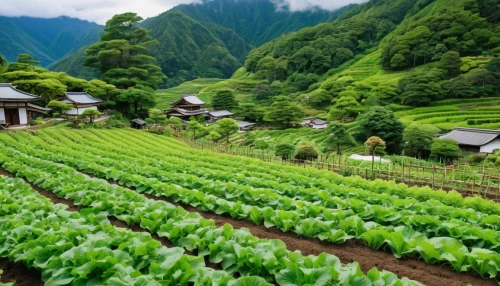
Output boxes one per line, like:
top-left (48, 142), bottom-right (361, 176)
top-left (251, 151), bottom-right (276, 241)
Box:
top-left (275, 143), bottom-right (295, 159)
top-left (468, 153), bottom-right (487, 163)
top-left (294, 142), bottom-right (319, 160)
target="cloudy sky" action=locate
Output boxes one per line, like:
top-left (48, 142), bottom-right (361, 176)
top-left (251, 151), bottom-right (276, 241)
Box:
top-left (0, 0), bottom-right (365, 24)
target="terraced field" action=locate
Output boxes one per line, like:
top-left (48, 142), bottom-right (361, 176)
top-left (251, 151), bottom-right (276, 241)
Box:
top-left (155, 78), bottom-right (223, 109)
top-left (1, 128), bottom-right (499, 285)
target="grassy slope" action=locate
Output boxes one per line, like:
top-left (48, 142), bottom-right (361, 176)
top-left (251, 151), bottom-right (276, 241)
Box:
top-left (155, 78), bottom-right (224, 109)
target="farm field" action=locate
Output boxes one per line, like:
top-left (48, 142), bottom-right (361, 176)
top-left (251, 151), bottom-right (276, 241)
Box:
top-left (155, 78), bottom-right (224, 110)
top-left (1, 128), bottom-right (499, 285)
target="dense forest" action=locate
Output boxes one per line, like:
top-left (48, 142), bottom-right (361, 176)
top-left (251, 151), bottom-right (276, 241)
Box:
top-left (45, 0), bottom-right (350, 87)
top-left (0, 16), bottom-right (101, 67)
top-left (228, 0), bottom-right (500, 116)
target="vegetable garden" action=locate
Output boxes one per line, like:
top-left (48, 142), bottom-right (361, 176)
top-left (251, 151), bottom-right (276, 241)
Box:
top-left (1, 128), bottom-right (499, 285)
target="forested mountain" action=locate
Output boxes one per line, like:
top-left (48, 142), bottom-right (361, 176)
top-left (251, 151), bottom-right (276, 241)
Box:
top-left (173, 0), bottom-right (354, 47)
top-left (207, 0), bottom-right (500, 119)
top-left (49, 0), bottom-right (351, 87)
top-left (0, 16), bottom-right (102, 67)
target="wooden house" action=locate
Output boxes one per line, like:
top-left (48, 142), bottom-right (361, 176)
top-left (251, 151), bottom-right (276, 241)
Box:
top-left (165, 94), bottom-right (209, 120)
top-left (300, 117), bottom-right (328, 130)
top-left (0, 83), bottom-right (48, 127)
top-left (208, 110), bottom-right (234, 121)
top-left (131, 118), bottom-right (147, 129)
top-left (439, 127), bottom-right (500, 153)
top-left (236, 120), bottom-right (256, 132)
top-left (59, 92), bottom-right (102, 116)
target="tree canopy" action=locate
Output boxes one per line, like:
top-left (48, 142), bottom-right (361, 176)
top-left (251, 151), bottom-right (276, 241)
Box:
top-left (355, 107), bottom-right (404, 154)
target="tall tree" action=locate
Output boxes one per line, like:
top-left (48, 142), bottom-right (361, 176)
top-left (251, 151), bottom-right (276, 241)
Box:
top-left (212, 90), bottom-right (237, 110)
top-left (324, 123), bottom-right (356, 155)
top-left (364, 136), bottom-right (386, 175)
top-left (265, 96), bottom-right (303, 128)
top-left (84, 13), bottom-right (165, 115)
top-left (356, 107), bottom-right (404, 154)
top-left (403, 123), bottom-right (438, 158)
top-left (430, 138), bottom-right (460, 164)
top-left (439, 51), bottom-right (462, 77)
top-left (216, 118), bottom-right (239, 143)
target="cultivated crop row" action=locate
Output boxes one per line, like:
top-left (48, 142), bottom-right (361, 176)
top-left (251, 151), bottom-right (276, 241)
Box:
top-left (0, 149), bottom-right (417, 286)
top-left (0, 175), bottom-right (255, 285)
top-left (1, 130), bottom-right (500, 281)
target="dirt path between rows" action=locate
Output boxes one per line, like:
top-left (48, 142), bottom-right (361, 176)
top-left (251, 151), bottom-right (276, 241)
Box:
top-left (86, 173), bottom-right (497, 286)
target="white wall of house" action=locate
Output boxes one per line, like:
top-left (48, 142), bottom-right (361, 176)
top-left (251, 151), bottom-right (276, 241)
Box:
top-left (311, 124), bottom-right (327, 130)
top-left (66, 105), bottom-right (98, 115)
top-left (480, 138), bottom-right (500, 153)
top-left (18, 107), bottom-right (27, 124)
top-left (0, 108), bottom-right (4, 121)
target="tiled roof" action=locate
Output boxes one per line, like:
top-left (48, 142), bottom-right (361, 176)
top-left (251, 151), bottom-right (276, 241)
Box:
top-left (166, 107), bottom-right (209, 116)
top-left (132, 119), bottom-right (147, 125)
top-left (27, 103), bottom-right (51, 112)
top-left (172, 94), bottom-right (205, 105)
top-left (439, 127), bottom-right (500, 146)
top-left (64, 92), bottom-right (103, 104)
top-left (236, 120), bottom-right (256, 128)
top-left (0, 83), bottom-right (40, 101)
top-left (209, 110), bottom-right (233, 117)
top-left (310, 118), bottom-right (328, 125)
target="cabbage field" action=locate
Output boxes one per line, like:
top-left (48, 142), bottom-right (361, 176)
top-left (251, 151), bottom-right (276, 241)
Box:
top-left (0, 128), bottom-right (499, 285)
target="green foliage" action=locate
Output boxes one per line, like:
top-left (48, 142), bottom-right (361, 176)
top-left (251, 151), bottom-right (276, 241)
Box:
top-left (187, 119), bottom-right (203, 140)
top-left (275, 143), bottom-right (295, 159)
top-left (81, 109), bottom-right (102, 123)
top-left (147, 108), bottom-right (167, 131)
top-left (212, 90), bottom-right (237, 110)
top-left (205, 131), bottom-right (222, 142)
top-left (355, 107), bottom-right (404, 154)
top-left (216, 118), bottom-right (239, 142)
top-left (430, 138), bottom-right (460, 163)
top-left (403, 123), bottom-right (438, 158)
top-left (237, 103), bottom-right (265, 122)
top-left (265, 96), bottom-right (303, 128)
top-left (294, 142), bottom-right (320, 159)
top-left (440, 51), bottom-right (462, 78)
top-left (324, 123), bottom-right (356, 155)
top-left (254, 139), bottom-right (269, 150)
top-left (47, 100), bottom-right (73, 115)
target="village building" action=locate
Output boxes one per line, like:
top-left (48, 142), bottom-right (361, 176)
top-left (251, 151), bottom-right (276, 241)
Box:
top-left (59, 92), bottom-right (103, 116)
top-left (208, 110), bottom-right (233, 121)
top-left (131, 118), bottom-right (147, 129)
top-left (300, 117), bottom-right (328, 130)
top-left (236, 120), bottom-right (256, 132)
top-left (0, 83), bottom-right (49, 127)
top-left (439, 127), bottom-right (500, 153)
top-left (165, 94), bottom-right (209, 121)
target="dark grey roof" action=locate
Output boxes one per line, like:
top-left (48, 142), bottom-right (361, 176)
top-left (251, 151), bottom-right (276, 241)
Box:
top-left (0, 83), bottom-right (40, 101)
top-left (166, 107), bottom-right (209, 116)
top-left (439, 128), bottom-right (500, 146)
top-left (27, 103), bottom-right (50, 112)
top-left (209, 110), bottom-right (233, 117)
top-left (172, 94), bottom-right (205, 105)
top-left (64, 92), bottom-right (103, 104)
top-left (310, 118), bottom-right (328, 125)
top-left (236, 120), bottom-right (256, 128)
top-left (132, 119), bottom-right (147, 125)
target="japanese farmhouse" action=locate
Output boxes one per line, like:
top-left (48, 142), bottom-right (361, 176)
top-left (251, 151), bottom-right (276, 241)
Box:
top-left (236, 120), bottom-right (256, 132)
top-left (59, 92), bottom-right (102, 116)
top-left (439, 127), bottom-right (500, 153)
top-left (300, 117), bottom-right (328, 130)
top-left (0, 83), bottom-right (49, 126)
top-left (165, 94), bottom-right (233, 121)
top-left (165, 94), bottom-right (209, 120)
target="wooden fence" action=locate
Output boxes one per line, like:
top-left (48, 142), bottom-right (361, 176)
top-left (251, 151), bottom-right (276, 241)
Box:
top-left (185, 139), bottom-right (500, 202)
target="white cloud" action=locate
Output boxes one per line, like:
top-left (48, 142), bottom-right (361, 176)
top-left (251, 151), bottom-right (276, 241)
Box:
top-left (0, 0), bottom-right (364, 24)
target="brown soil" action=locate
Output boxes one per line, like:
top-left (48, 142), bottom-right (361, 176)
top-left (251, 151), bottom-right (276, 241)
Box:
top-left (2, 169), bottom-right (496, 285)
top-left (93, 175), bottom-right (497, 286)
top-left (0, 258), bottom-right (43, 286)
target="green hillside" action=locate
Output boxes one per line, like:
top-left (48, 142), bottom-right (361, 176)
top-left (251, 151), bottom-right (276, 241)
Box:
top-left (173, 0), bottom-right (354, 47)
top-left (0, 16), bottom-right (101, 67)
top-left (155, 78), bottom-right (224, 109)
top-left (49, 0), bottom-right (352, 86)
top-left (204, 0), bottom-right (500, 127)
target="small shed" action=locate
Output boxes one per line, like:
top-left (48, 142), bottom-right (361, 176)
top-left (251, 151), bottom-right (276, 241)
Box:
top-left (236, 120), bottom-right (256, 132)
top-left (59, 92), bottom-right (103, 116)
top-left (131, 119), bottom-right (147, 129)
top-left (300, 117), bottom-right (328, 130)
top-left (165, 94), bottom-right (209, 120)
top-left (439, 127), bottom-right (500, 153)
